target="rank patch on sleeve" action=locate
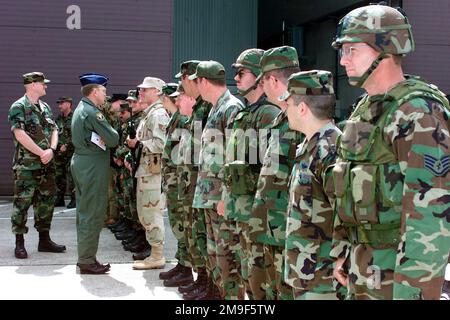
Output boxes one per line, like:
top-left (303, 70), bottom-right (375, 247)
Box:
top-left (96, 113), bottom-right (105, 121)
top-left (424, 154), bottom-right (449, 176)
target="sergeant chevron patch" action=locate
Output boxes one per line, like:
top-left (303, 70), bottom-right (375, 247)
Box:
top-left (424, 154), bottom-right (449, 177)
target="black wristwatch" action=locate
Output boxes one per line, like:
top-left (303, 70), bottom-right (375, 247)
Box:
top-left (50, 146), bottom-right (57, 152)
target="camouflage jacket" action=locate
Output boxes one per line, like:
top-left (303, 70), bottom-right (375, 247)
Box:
top-left (162, 110), bottom-right (188, 192)
top-left (177, 97), bottom-right (213, 201)
top-left (135, 100), bottom-right (170, 178)
top-left (249, 111), bottom-right (304, 246)
top-left (8, 95), bottom-right (58, 170)
top-left (192, 90), bottom-right (244, 209)
top-left (330, 78), bottom-right (450, 300)
top-left (115, 110), bottom-right (144, 161)
top-left (55, 111), bottom-right (74, 156)
top-left (284, 122), bottom-right (342, 295)
top-left (223, 95), bottom-right (281, 221)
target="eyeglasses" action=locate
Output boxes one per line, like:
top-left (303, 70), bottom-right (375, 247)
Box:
top-left (339, 44), bottom-right (368, 59)
top-left (235, 70), bottom-right (253, 78)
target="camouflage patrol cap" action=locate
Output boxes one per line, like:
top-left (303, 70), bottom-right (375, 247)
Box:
top-left (56, 96), bottom-right (73, 104)
top-left (188, 61), bottom-right (226, 81)
top-left (23, 72), bottom-right (51, 84)
top-left (170, 83), bottom-right (184, 98)
top-left (331, 4), bottom-right (414, 55)
top-left (256, 46), bottom-right (300, 83)
top-left (232, 49), bottom-right (265, 77)
top-left (126, 89), bottom-right (138, 101)
top-left (175, 60), bottom-right (201, 78)
top-left (279, 70), bottom-right (334, 101)
top-left (120, 103), bottom-right (131, 112)
top-left (160, 83), bottom-right (179, 96)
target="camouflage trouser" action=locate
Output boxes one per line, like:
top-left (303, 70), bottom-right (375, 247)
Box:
top-left (248, 241), bottom-right (268, 300)
top-left (237, 221), bottom-right (256, 299)
top-left (123, 171), bottom-right (138, 222)
top-left (113, 167), bottom-right (125, 220)
top-left (136, 175), bottom-right (164, 246)
top-left (12, 168), bottom-right (56, 234)
top-left (106, 167), bottom-right (120, 222)
top-left (264, 244), bottom-right (294, 300)
top-left (204, 208), bottom-right (222, 288)
top-left (167, 186), bottom-right (191, 268)
top-left (218, 218), bottom-right (244, 300)
top-left (184, 202), bottom-right (208, 273)
top-left (54, 153), bottom-right (75, 199)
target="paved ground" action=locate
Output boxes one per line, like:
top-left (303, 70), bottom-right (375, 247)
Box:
top-left (0, 198), bottom-right (184, 300)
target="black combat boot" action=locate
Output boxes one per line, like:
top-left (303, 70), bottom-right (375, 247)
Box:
top-left (54, 195), bottom-right (65, 207)
top-left (38, 231), bottom-right (66, 253)
top-left (132, 246), bottom-right (152, 261)
top-left (163, 265), bottom-right (194, 287)
top-left (159, 263), bottom-right (184, 280)
top-left (15, 234), bottom-right (28, 259)
top-left (66, 197), bottom-right (76, 209)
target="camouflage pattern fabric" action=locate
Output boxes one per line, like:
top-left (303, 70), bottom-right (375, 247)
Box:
top-left (134, 101), bottom-right (170, 246)
top-left (54, 111), bottom-right (75, 200)
top-left (330, 77), bottom-right (450, 300)
top-left (8, 95), bottom-right (58, 171)
top-left (192, 90), bottom-right (244, 297)
top-left (162, 110), bottom-right (191, 267)
top-left (284, 122), bottom-right (345, 300)
top-left (12, 167), bottom-right (56, 234)
top-left (249, 111), bottom-right (303, 299)
top-left (223, 95), bottom-right (280, 299)
top-left (192, 90), bottom-right (244, 209)
top-left (332, 4), bottom-right (415, 55)
top-left (178, 97), bottom-right (212, 273)
top-left (8, 95), bottom-right (58, 234)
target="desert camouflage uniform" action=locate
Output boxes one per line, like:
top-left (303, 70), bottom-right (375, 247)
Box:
top-left (135, 100), bottom-right (170, 247)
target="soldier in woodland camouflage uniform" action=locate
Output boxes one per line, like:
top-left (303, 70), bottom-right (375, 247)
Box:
top-left (175, 61), bottom-right (213, 300)
top-left (223, 49), bottom-right (281, 299)
top-left (281, 70), bottom-right (345, 300)
top-left (130, 77), bottom-right (170, 270)
top-left (8, 72), bottom-right (66, 259)
top-left (54, 96), bottom-right (75, 208)
top-left (330, 3), bottom-right (450, 300)
top-left (159, 83), bottom-right (194, 287)
top-left (249, 47), bottom-right (302, 300)
top-left (191, 61), bottom-right (245, 299)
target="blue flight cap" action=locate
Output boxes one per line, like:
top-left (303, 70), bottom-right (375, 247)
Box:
top-left (79, 73), bottom-right (109, 86)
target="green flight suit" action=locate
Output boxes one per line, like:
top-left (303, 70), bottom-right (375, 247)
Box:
top-left (70, 97), bottom-right (119, 264)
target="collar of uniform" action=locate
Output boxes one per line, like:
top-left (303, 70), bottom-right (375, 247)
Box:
top-left (215, 89), bottom-right (231, 109)
top-left (304, 121), bottom-right (336, 154)
top-left (81, 97), bottom-right (98, 109)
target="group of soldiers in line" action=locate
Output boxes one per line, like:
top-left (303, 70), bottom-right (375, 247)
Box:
top-left (105, 3), bottom-right (450, 300)
top-left (7, 3), bottom-right (450, 300)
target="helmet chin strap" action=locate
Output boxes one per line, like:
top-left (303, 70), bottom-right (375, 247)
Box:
top-left (348, 52), bottom-right (387, 87)
top-left (238, 81), bottom-right (259, 97)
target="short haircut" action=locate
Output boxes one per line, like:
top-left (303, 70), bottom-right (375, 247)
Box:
top-left (81, 84), bottom-right (101, 97)
top-left (265, 66), bottom-right (301, 84)
top-left (205, 78), bottom-right (226, 87)
top-left (291, 94), bottom-right (336, 120)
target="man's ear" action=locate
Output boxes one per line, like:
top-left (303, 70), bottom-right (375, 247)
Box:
top-left (299, 101), bottom-right (309, 116)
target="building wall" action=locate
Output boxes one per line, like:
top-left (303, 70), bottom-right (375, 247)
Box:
top-left (0, 0), bottom-right (173, 195)
top-left (173, 0), bottom-right (258, 85)
top-left (403, 0), bottom-right (450, 94)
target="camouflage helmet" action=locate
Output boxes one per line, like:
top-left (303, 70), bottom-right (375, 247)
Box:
top-left (332, 3), bottom-right (414, 55)
top-left (232, 48), bottom-right (265, 77)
